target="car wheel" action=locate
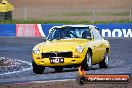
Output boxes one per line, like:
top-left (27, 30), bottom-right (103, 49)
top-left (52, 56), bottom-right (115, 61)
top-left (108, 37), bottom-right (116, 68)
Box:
top-left (32, 61), bottom-right (45, 74)
top-left (54, 67), bottom-right (63, 72)
top-left (82, 52), bottom-right (92, 71)
top-left (99, 51), bottom-right (109, 68)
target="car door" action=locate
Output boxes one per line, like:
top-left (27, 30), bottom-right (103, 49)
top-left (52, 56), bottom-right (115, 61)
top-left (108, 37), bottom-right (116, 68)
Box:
top-left (95, 28), bottom-right (106, 60)
top-left (91, 28), bottom-right (103, 63)
top-left (100, 38), bottom-right (107, 60)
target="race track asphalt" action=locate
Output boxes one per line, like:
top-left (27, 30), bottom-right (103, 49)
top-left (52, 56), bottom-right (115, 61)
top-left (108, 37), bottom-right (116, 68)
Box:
top-left (0, 37), bottom-right (132, 84)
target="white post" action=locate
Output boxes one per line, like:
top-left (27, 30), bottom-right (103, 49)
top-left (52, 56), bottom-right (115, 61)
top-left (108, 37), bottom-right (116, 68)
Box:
top-left (92, 10), bottom-right (95, 23)
top-left (24, 7), bottom-right (27, 21)
top-left (130, 10), bottom-right (131, 22)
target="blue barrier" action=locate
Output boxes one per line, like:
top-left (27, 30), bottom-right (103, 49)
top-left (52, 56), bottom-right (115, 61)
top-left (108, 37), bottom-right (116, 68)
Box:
top-left (94, 23), bottom-right (132, 37)
top-left (0, 24), bottom-right (16, 36)
top-left (41, 23), bottom-right (132, 37)
top-left (0, 23), bottom-right (132, 37)
top-left (41, 24), bottom-right (62, 37)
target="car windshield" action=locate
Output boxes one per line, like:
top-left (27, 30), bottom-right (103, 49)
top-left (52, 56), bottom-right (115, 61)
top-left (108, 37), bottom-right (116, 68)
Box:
top-left (47, 27), bottom-right (91, 41)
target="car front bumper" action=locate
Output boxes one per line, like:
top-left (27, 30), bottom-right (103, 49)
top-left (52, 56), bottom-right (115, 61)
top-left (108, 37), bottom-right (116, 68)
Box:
top-left (33, 54), bottom-right (85, 67)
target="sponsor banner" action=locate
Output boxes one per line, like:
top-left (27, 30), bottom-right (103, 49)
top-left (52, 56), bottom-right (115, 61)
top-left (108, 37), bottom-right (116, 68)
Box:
top-left (40, 23), bottom-right (132, 37)
top-left (95, 23), bottom-right (132, 37)
top-left (0, 23), bottom-right (132, 37)
top-left (16, 24), bottom-right (45, 37)
top-left (41, 23), bottom-right (132, 37)
top-left (16, 24), bottom-right (62, 37)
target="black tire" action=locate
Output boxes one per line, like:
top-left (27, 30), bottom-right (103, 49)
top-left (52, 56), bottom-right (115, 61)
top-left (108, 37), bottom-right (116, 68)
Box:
top-left (32, 61), bottom-right (45, 74)
top-left (99, 51), bottom-right (109, 68)
top-left (82, 52), bottom-right (92, 71)
top-left (54, 67), bottom-right (63, 72)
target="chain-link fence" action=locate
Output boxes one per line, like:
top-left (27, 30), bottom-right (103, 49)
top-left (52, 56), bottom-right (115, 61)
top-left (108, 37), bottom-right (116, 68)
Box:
top-left (12, 8), bottom-right (132, 22)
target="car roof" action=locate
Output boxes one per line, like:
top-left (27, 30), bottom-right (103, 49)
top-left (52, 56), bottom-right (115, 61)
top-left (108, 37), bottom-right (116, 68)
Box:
top-left (62, 25), bottom-right (93, 27)
top-left (49, 25), bottom-right (98, 33)
top-left (51, 25), bottom-right (96, 29)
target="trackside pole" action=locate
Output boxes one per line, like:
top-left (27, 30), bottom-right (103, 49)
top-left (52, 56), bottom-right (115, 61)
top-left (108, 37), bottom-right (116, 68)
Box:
top-left (130, 10), bottom-right (132, 22)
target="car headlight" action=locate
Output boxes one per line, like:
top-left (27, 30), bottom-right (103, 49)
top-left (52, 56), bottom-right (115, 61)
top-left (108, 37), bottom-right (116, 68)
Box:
top-left (33, 47), bottom-right (40, 54)
top-left (76, 46), bottom-right (84, 53)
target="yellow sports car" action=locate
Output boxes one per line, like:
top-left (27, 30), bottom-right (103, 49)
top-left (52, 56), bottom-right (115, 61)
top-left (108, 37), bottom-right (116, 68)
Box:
top-left (32, 25), bottom-right (110, 74)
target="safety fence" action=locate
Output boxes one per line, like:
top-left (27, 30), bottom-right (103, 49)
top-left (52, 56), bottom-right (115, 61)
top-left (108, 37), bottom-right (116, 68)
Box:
top-left (11, 8), bottom-right (132, 22)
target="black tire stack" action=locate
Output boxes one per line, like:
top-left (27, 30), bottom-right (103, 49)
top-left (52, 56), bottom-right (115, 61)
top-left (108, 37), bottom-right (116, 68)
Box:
top-left (0, 11), bottom-right (12, 20)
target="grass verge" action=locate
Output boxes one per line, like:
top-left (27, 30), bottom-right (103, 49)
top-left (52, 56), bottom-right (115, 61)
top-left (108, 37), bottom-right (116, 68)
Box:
top-left (0, 20), bottom-right (131, 24)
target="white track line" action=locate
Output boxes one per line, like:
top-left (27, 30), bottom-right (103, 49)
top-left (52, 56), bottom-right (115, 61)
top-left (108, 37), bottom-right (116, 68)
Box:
top-left (0, 68), bottom-right (32, 76)
top-left (16, 59), bottom-right (32, 66)
top-left (32, 79), bottom-right (76, 83)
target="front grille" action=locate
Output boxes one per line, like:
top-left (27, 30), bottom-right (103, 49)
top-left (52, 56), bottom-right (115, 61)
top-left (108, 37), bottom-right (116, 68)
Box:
top-left (41, 52), bottom-right (73, 58)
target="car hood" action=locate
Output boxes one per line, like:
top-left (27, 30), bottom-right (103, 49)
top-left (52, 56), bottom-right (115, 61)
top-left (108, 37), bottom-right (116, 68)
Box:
top-left (41, 38), bottom-right (89, 52)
